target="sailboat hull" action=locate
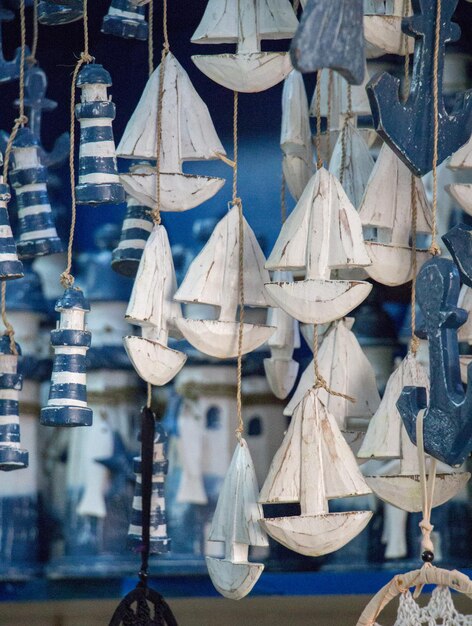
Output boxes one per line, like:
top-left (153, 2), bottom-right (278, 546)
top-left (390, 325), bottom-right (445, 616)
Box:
top-left (123, 335), bottom-right (187, 386)
top-left (206, 557), bottom-right (264, 600)
top-left (365, 473), bottom-right (470, 513)
top-left (120, 172), bottom-right (225, 212)
top-left (265, 279), bottom-right (372, 324)
top-left (446, 183), bottom-right (472, 216)
top-left (175, 318), bottom-right (275, 359)
top-left (263, 357), bottom-right (299, 400)
top-left (364, 242), bottom-right (431, 287)
top-left (191, 53), bottom-right (292, 93)
top-left (363, 16), bottom-right (414, 58)
top-left (261, 511), bottom-right (372, 557)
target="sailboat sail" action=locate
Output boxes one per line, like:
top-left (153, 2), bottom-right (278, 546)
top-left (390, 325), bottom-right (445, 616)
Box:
top-left (449, 134), bottom-right (472, 170)
top-left (175, 205), bottom-right (271, 308)
top-left (117, 53), bottom-right (225, 164)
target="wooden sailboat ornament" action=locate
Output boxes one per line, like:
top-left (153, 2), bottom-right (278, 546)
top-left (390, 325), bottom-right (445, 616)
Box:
top-left (191, 0), bottom-right (298, 93)
top-left (260, 388), bottom-right (373, 556)
top-left (364, 0), bottom-right (414, 58)
top-left (358, 143), bottom-right (432, 286)
top-left (118, 53), bottom-right (226, 211)
top-left (265, 168), bottom-right (372, 324)
top-left (446, 133), bottom-right (472, 216)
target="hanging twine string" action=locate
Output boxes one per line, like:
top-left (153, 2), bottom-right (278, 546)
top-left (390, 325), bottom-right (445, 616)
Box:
top-left (26, 0), bottom-right (39, 66)
top-left (312, 325), bottom-right (355, 401)
top-left (410, 175), bottom-right (420, 356)
top-left (147, 382), bottom-right (152, 409)
top-left (326, 69), bottom-right (333, 159)
top-left (429, 0), bottom-right (441, 257)
top-left (402, 0), bottom-right (410, 102)
top-left (339, 83), bottom-right (353, 186)
top-left (147, 0), bottom-right (154, 77)
top-left (314, 70), bottom-right (322, 169)
top-left (60, 0), bottom-right (92, 288)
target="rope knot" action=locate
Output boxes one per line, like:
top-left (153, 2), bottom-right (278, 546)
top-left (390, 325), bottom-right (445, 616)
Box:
top-left (80, 52), bottom-right (93, 64)
top-left (428, 242), bottom-right (441, 257)
top-left (419, 519), bottom-right (435, 553)
top-left (410, 334), bottom-right (421, 355)
top-left (15, 114), bottom-right (28, 127)
top-left (60, 271), bottom-right (74, 289)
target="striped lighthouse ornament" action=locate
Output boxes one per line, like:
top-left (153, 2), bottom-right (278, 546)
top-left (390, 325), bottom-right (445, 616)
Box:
top-left (40, 287), bottom-right (93, 427)
top-left (101, 0), bottom-right (148, 41)
top-left (128, 411), bottom-right (170, 555)
top-left (10, 127), bottom-right (63, 259)
top-left (0, 157), bottom-right (23, 280)
top-left (111, 195), bottom-right (153, 277)
top-left (75, 64), bottom-right (125, 205)
top-left (0, 336), bottom-right (28, 471)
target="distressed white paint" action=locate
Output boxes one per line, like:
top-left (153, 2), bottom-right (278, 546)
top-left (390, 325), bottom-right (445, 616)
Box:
top-left (359, 143), bottom-right (432, 286)
top-left (281, 70), bottom-right (314, 200)
top-left (265, 168), bottom-right (372, 324)
top-left (206, 438), bottom-right (267, 599)
top-left (117, 53), bottom-right (225, 210)
top-left (446, 183), bottom-right (472, 216)
top-left (175, 205), bottom-right (275, 358)
top-left (382, 504), bottom-right (408, 560)
top-left (176, 400), bottom-right (207, 505)
top-left (260, 389), bottom-right (372, 556)
top-left (364, 15), bottom-right (414, 58)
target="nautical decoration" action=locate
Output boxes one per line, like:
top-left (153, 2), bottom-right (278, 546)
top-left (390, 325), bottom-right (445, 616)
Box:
top-left (446, 132), bottom-right (472, 215)
top-left (0, 1), bottom-right (24, 83)
top-left (38, 0), bottom-right (83, 25)
top-left (10, 127), bottom-right (63, 259)
top-left (174, 205), bottom-right (275, 359)
top-left (397, 253), bottom-right (472, 467)
top-left (281, 70), bottom-right (313, 201)
top-left (260, 388), bottom-right (373, 556)
top-left (359, 353), bottom-right (469, 512)
top-left (40, 287), bottom-right (93, 427)
top-left (206, 438), bottom-right (268, 600)
top-left (128, 417), bottom-right (171, 555)
top-left (124, 224), bottom-right (187, 386)
top-left (284, 318), bottom-right (380, 450)
top-left (118, 53), bottom-right (225, 211)
top-left (364, 0), bottom-right (414, 57)
top-left (358, 143), bottom-right (432, 286)
top-left (0, 156), bottom-right (23, 280)
top-left (263, 271), bottom-right (300, 400)
top-left (367, 0), bottom-right (472, 176)
top-left (191, 0), bottom-right (298, 92)
top-left (290, 0), bottom-right (365, 85)
top-left (0, 336), bottom-right (27, 470)
top-left (101, 0), bottom-right (148, 41)
top-left (265, 168), bottom-right (372, 325)
top-left (111, 195), bottom-right (153, 277)
top-left (75, 63), bottom-right (124, 205)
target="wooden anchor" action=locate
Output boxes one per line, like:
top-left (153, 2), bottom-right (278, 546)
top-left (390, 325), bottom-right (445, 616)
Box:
top-left (0, 2), bottom-right (26, 84)
top-left (367, 0), bottom-right (472, 176)
top-left (397, 229), bottom-right (472, 466)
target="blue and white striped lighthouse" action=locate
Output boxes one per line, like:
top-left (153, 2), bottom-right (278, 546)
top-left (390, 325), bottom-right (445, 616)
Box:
top-left (10, 127), bottom-right (63, 259)
top-left (101, 0), bottom-right (148, 41)
top-left (38, 1), bottom-right (83, 25)
top-left (0, 336), bottom-right (28, 471)
top-left (0, 157), bottom-right (23, 280)
top-left (128, 420), bottom-right (170, 554)
top-left (111, 195), bottom-right (153, 277)
top-left (40, 287), bottom-right (93, 427)
top-left (75, 64), bottom-right (124, 206)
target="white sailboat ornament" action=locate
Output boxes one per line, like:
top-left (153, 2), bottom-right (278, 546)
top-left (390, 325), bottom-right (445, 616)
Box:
top-left (363, 0), bottom-right (414, 58)
top-left (191, 0), bottom-right (298, 92)
top-left (265, 167), bottom-right (373, 324)
top-left (358, 353), bottom-right (469, 512)
top-left (358, 143), bottom-right (433, 287)
top-left (446, 133), bottom-right (472, 216)
top-left (117, 52), bottom-right (227, 212)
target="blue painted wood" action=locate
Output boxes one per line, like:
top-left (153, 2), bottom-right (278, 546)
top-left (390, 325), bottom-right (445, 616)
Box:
top-left (0, 336), bottom-right (27, 471)
top-left (40, 287), bottom-right (93, 427)
top-left (442, 223), bottom-right (472, 289)
top-left (367, 0), bottom-right (472, 176)
top-left (290, 0), bottom-right (365, 85)
top-left (75, 64), bottom-right (125, 206)
top-left (101, 0), bottom-right (148, 41)
top-left (0, 2), bottom-right (25, 83)
top-left (397, 252), bottom-right (472, 466)
top-left (112, 196), bottom-right (153, 277)
top-left (10, 127), bottom-right (63, 259)
top-left (37, 0), bottom-right (83, 25)
top-left (0, 177), bottom-right (23, 280)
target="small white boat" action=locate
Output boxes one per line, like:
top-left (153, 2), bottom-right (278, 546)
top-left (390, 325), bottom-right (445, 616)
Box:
top-left (364, 0), bottom-right (414, 58)
top-left (447, 133), bottom-right (472, 215)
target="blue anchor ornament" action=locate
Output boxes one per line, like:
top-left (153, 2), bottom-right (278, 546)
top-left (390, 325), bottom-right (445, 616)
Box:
top-left (367, 0), bottom-right (472, 176)
top-left (38, 0), bottom-right (83, 25)
top-left (17, 66), bottom-right (70, 170)
top-left (10, 127), bottom-right (63, 259)
top-left (290, 0), bottom-right (365, 84)
top-left (101, 0), bottom-right (148, 41)
top-left (111, 195), bottom-right (153, 277)
top-left (0, 2), bottom-right (24, 83)
top-left (397, 242), bottom-right (472, 467)
top-left (0, 336), bottom-right (28, 471)
top-left (40, 287), bottom-right (93, 427)
top-left (0, 157), bottom-right (23, 280)
top-left (128, 411), bottom-right (170, 555)
top-left (75, 64), bottom-right (125, 205)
